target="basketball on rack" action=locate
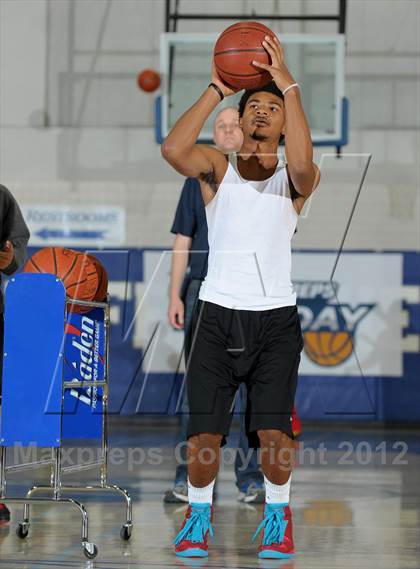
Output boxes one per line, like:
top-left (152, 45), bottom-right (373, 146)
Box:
top-left (214, 21), bottom-right (274, 90)
top-left (23, 247), bottom-right (99, 302)
top-left (87, 254), bottom-right (108, 302)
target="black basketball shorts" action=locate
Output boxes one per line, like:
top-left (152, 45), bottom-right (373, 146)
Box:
top-left (185, 300), bottom-right (304, 448)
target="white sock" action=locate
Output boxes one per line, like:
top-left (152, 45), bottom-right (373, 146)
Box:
top-left (264, 474), bottom-right (291, 504)
top-left (188, 478), bottom-right (216, 504)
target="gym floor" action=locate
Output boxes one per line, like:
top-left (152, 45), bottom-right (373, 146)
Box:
top-left (0, 418), bottom-right (419, 569)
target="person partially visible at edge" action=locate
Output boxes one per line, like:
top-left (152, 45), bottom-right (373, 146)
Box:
top-left (0, 184), bottom-right (30, 525)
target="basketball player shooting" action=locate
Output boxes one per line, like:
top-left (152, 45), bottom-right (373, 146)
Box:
top-left (161, 33), bottom-right (320, 559)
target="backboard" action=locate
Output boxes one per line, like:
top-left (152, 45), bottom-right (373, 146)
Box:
top-left (156, 33), bottom-right (348, 148)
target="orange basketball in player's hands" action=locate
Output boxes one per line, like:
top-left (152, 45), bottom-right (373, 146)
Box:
top-left (137, 69), bottom-right (161, 92)
top-left (214, 21), bottom-right (273, 90)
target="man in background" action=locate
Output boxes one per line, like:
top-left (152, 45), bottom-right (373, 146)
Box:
top-left (0, 184), bottom-right (30, 524)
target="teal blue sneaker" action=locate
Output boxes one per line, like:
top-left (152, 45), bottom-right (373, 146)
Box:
top-left (252, 503), bottom-right (295, 559)
top-left (174, 503), bottom-right (214, 557)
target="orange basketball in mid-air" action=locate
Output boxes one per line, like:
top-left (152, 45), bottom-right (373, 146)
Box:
top-left (24, 247), bottom-right (99, 302)
top-left (214, 21), bottom-right (273, 90)
top-left (303, 331), bottom-right (354, 367)
top-left (137, 69), bottom-right (161, 92)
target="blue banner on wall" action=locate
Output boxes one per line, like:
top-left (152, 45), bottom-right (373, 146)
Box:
top-left (23, 247), bottom-right (420, 423)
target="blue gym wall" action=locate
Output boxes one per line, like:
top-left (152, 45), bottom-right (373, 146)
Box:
top-left (20, 247), bottom-right (420, 424)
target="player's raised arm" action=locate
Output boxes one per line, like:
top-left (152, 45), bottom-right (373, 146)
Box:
top-left (253, 35), bottom-right (320, 198)
top-left (161, 63), bottom-right (237, 179)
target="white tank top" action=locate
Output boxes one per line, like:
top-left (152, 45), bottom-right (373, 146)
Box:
top-left (199, 154), bottom-right (298, 311)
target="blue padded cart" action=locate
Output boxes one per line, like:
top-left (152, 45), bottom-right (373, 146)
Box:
top-left (0, 273), bottom-right (132, 560)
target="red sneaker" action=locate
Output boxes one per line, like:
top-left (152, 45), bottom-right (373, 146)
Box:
top-left (291, 406), bottom-right (302, 438)
top-left (0, 503), bottom-right (10, 525)
top-left (253, 503), bottom-right (295, 559)
top-left (174, 503), bottom-right (214, 557)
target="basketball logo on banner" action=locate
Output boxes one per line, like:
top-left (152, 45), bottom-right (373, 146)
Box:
top-left (296, 281), bottom-right (375, 367)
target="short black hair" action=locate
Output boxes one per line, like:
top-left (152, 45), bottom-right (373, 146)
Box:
top-left (238, 81), bottom-right (284, 117)
top-left (238, 81), bottom-right (285, 145)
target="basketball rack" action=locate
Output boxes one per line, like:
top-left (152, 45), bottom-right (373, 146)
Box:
top-left (0, 273), bottom-right (133, 560)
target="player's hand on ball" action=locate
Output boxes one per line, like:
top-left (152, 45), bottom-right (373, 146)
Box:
top-left (168, 297), bottom-right (185, 330)
top-left (211, 61), bottom-right (238, 98)
top-left (252, 35), bottom-right (296, 94)
top-left (0, 241), bottom-right (14, 270)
